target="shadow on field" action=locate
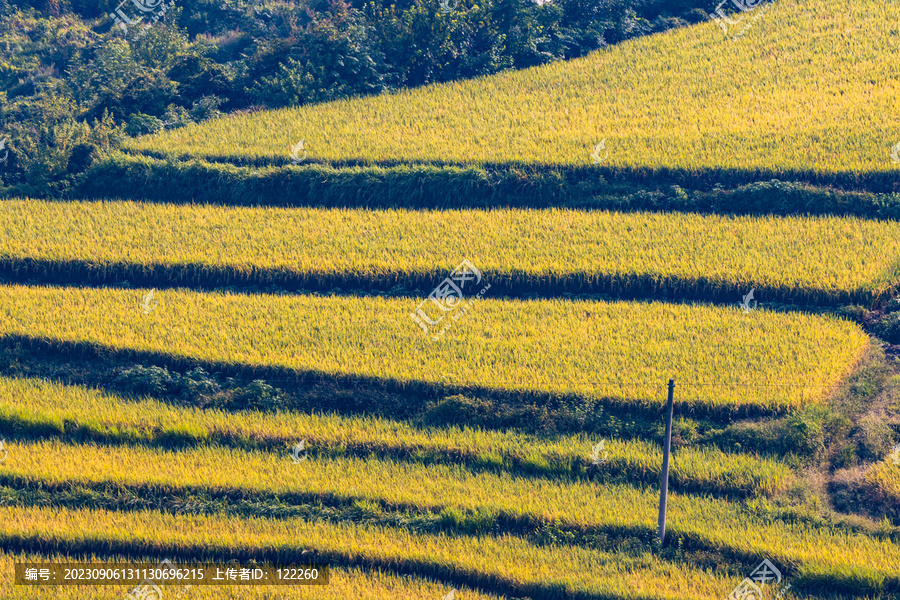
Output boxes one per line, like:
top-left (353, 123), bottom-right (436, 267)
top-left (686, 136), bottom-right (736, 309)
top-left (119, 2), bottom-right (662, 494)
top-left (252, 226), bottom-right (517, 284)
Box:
top-left (0, 476), bottom-right (790, 598)
top-left (76, 152), bottom-right (900, 220)
top-left (0, 334), bottom-right (781, 430)
top-left (122, 149), bottom-right (900, 195)
top-left (0, 485), bottom-right (890, 598)
top-left (0, 257), bottom-right (876, 307)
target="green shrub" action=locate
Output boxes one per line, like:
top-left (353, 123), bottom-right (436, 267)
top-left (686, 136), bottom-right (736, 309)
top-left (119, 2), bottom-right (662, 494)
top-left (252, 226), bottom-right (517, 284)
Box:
top-left (873, 312), bottom-right (900, 344)
top-left (833, 443), bottom-right (857, 469)
top-left (114, 365), bottom-right (180, 397)
top-left (671, 417), bottom-right (700, 447)
top-left (188, 95), bottom-right (224, 122)
top-left (79, 155), bottom-right (900, 221)
top-left (837, 305), bottom-right (870, 324)
top-left (712, 406), bottom-right (850, 457)
top-left (783, 405), bottom-right (849, 456)
top-left (181, 367), bottom-right (221, 397)
top-left (884, 297), bottom-right (900, 314)
top-left (125, 113), bottom-right (165, 137)
top-left (113, 364), bottom-right (225, 406)
top-left (421, 394), bottom-right (494, 426)
top-left (232, 379), bottom-right (285, 411)
top-left (162, 103), bottom-right (194, 128)
top-left (853, 414), bottom-right (895, 462)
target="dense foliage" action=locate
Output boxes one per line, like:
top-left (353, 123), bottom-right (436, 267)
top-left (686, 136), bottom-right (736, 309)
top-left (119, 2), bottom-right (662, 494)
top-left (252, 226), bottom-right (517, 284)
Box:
top-left (0, 0), bottom-right (712, 196)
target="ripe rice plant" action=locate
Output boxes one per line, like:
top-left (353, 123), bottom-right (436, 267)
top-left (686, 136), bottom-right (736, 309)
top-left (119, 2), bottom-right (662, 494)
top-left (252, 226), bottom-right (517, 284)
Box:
top-left (0, 285), bottom-right (869, 413)
top-left (3, 199), bottom-right (900, 304)
top-left (0, 377), bottom-right (792, 496)
top-left (1, 503), bottom-right (897, 597)
top-left (0, 506), bottom-right (739, 600)
top-left (125, 0), bottom-right (900, 189)
top-left (0, 438), bottom-right (791, 537)
top-left (0, 436), bottom-right (893, 582)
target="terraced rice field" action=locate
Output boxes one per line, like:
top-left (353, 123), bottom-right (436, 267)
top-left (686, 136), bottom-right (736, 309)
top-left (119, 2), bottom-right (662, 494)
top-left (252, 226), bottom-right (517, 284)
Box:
top-left (2, 433), bottom-right (900, 582)
top-left (0, 377), bottom-right (792, 495)
top-left (4, 0), bottom-right (900, 597)
top-left (0, 284), bottom-right (870, 412)
top-left (4, 199), bottom-right (900, 303)
top-left (126, 0), bottom-right (900, 182)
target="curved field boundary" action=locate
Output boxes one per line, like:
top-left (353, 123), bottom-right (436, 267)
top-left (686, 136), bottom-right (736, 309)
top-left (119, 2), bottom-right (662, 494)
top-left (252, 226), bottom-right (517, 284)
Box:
top-left (0, 439), bottom-right (779, 535)
top-left (0, 331), bottom-right (859, 421)
top-left (1, 438), bottom-right (895, 577)
top-left (0, 476), bottom-right (791, 581)
top-left (1, 504), bottom-right (896, 598)
top-left (0, 284), bottom-right (871, 416)
top-left (122, 0), bottom-right (900, 194)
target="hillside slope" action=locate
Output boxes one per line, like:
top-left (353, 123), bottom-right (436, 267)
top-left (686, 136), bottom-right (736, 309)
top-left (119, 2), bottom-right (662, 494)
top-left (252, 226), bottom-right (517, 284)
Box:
top-left (127, 0), bottom-right (900, 189)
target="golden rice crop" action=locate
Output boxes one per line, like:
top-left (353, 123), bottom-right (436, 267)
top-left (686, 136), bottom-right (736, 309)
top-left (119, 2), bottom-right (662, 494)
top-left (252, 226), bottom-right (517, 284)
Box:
top-left (0, 438), bottom-right (781, 535)
top-left (0, 506), bottom-right (735, 600)
top-left (3, 502), bottom-right (899, 596)
top-left (3, 199), bottom-right (900, 303)
top-left (0, 285), bottom-right (869, 412)
top-left (0, 552), bottom-right (493, 600)
top-left (0, 377), bottom-right (792, 495)
top-left (3, 438), bottom-right (897, 584)
top-left (126, 0), bottom-right (900, 178)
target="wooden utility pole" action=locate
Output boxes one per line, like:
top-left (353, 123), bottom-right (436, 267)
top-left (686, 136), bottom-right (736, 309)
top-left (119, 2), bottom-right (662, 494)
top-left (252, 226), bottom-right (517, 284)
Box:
top-left (657, 378), bottom-right (675, 545)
